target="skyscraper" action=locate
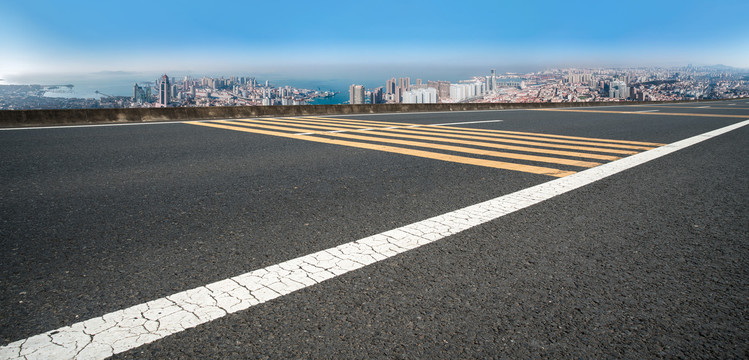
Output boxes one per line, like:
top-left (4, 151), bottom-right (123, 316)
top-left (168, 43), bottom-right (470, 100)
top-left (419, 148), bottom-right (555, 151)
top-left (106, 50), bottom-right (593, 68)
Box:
top-left (397, 77), bottom-right (410, 92)
top-left (371, 87), bottom-right (383, 104)
top-left (349, 84), bottom-right (365, 104)
top-left (386, 78), bottom-right (396, 95)
top-left (489, 69), bottom-right (497, 93)
top-left (132, 83), bottom-right (147, 103)
top-left (159, 74), bottom-right (171, 107)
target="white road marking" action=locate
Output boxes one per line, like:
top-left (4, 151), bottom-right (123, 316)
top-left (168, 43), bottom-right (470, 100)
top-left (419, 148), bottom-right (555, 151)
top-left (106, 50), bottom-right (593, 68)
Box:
top-left (633, 110), bottom-right (660, 113)
top-left (0, 120), bottom-right (215, 131)
top-left (2, 119), bottom-right (748, 360)
top-left (292, 119), bottom-right (504, 135)
top-left (427, 119), bottom-right (505, 126)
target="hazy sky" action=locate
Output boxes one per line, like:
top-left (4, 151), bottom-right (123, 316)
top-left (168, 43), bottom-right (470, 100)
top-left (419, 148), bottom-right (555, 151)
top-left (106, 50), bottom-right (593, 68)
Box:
top-left (1, 0), bottom-right (748, 82)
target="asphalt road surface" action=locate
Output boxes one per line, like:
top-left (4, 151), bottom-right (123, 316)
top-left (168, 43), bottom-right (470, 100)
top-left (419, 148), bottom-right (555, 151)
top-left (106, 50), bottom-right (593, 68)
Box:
top-left (1, 100), bottom-right (747, 359)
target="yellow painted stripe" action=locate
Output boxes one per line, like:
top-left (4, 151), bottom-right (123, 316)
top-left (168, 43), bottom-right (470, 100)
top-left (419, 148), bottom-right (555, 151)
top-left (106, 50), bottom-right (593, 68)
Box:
top-left (225, 121), bottom-right (600, 168)
top-left (276, 117), bottom-right (396, 130)
top-left (370, 127), bottom-right (640, 155)
top-left (375, 124), bottom-right (657, 150)
top-left (423, 124), bottom-right (665, 146)
top-left (273, 119), bottom-right (625, 160)
top-left (303, 116), bottom-right (413, 126)
top-left (303, 116), bottom-right (665, 146)
top-left (189, 121), bottom-right (576, 177)
top-left (533, 108), bottom-right (749, 118)
top-left (233, 118), bottom-right (635, 157)
top-left (289, 117), bottom-right (396, 128)
top-left (631, 105), bottom-right (749, 110)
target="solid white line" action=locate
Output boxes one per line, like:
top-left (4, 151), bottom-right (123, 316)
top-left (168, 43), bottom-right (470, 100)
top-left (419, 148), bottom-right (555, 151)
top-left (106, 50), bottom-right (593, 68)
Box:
top-left (0, 120), bottom-right (215, 131)
top-left (426, 119), bottom-right (504, 126)
top-left (2, 119), bottom-right (748, 360)
top-left (633, 110), bottom-right (660, 113)
top-left (696, 106), bottom-right (710, 108)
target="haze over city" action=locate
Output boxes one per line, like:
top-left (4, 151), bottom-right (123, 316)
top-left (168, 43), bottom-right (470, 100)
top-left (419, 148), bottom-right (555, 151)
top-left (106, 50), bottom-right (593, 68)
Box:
top-left (2, 0), bottom-right (748, 84)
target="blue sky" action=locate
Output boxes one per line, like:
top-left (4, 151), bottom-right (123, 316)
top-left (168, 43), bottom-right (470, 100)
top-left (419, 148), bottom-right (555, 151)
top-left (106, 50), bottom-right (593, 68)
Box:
top-left (1, 0), bottom-right (748, 82)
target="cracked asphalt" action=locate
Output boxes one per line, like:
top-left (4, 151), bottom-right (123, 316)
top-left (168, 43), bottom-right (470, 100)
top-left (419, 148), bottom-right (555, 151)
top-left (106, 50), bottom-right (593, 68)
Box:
top-left (1, 101), bottom-right (747, 358)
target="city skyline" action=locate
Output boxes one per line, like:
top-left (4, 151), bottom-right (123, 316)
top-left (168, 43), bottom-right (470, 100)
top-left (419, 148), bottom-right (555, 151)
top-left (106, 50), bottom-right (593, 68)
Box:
top-left (3, 65), bottom-right (746, 110)
top-left (2, 0), bottom-right (749, 84)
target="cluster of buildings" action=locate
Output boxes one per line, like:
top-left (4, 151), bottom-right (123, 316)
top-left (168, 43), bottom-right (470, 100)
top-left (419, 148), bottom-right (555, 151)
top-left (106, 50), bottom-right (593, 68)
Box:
top-left (349, 66), bottom-right (749, 105)
top-left (2, 66), bottom-right (746, 111)
top-left (131, 75), bottom-right (336, 108)
top-left (348, 70), bottom-right (530, 104)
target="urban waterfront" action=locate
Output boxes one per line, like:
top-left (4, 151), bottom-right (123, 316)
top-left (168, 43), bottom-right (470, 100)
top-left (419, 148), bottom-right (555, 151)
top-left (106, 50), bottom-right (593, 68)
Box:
top-left (1, 65), bottom-right (748, 110)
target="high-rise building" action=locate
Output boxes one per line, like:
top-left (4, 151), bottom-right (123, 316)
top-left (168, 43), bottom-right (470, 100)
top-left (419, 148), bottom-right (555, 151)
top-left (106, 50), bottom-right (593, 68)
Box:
top-left (349, 84), bottom-right (365, 104)
top-left (371, 87), bottom-right (383, 104)
top-left (159, 75), bottom-right (171, 107)
top-left (132, 83), bottom-right (148, 103)
top-left (610, 80), bottom-right (628, 99)
top-left (397, 77), bottom-right (410, 92)
top-left (402, 87), bottom-right (438, 104)
top-left (386, 78), bottom-right (396, 95)
top-left (437, 81), bottom-right (450, 102)
top-left (489, 69), bottom-right (497, 93)
top-left (450, 84), bottom-right (467, 102)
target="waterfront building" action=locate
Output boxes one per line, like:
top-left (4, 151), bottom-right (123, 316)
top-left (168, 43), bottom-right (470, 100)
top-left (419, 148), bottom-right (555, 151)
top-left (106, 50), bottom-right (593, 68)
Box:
top-left (349, 84), bottom-right (365, 104)
top-left (132, 83), bottom-right (148, 104)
